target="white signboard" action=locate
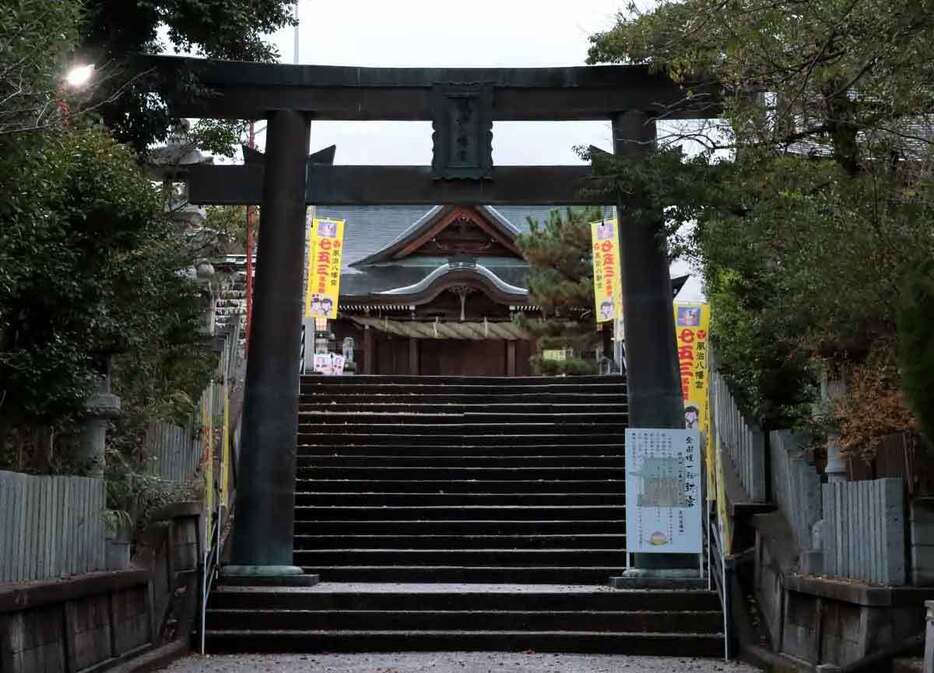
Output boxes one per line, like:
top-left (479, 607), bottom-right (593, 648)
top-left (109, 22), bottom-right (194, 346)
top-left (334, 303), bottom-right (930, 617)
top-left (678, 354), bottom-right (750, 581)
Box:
top-left (312, 353), bottom-right (333, 375)
top-left (625, 428), bottom-right (702, 554)
top-left (313, 353), bottom-right (346, 376)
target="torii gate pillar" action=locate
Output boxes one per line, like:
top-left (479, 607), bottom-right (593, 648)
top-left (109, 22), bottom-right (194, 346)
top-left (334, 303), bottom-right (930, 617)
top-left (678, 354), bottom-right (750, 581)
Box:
top-left (612, 111), bottom-right (683, 429)
top-left (613, 110), bottom-right (694, 577)
top-left (226, 109), bottom-right (313, 581)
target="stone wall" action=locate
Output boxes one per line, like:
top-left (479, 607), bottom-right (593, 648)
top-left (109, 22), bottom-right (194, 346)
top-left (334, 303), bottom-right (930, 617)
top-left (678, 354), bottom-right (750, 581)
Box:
top-left (0, 502), bottom-right (201, 673)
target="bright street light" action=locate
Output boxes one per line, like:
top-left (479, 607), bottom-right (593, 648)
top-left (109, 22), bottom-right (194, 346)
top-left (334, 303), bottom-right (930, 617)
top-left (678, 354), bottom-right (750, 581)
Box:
top-left (64, 64), bottom-right (95, 89)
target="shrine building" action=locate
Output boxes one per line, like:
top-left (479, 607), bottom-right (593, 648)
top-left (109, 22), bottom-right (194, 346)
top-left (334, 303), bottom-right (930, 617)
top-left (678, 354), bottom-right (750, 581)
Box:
top-left (311, 204), bottom-right (685, 377)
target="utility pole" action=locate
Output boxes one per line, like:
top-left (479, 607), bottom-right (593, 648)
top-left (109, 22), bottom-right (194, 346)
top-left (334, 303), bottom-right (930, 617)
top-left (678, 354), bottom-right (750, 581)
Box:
top-left (294, 0), bottom-right (300, 64)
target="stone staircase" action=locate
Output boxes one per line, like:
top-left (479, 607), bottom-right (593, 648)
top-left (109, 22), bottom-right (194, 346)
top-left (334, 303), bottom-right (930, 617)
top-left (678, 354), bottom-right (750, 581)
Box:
top-left (206, 375), bottom-right (724, 655)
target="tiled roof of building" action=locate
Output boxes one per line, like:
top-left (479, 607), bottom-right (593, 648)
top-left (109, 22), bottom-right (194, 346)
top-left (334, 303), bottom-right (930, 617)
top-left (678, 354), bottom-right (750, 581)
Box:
top-left (314, 205), bottom-right (570, 272)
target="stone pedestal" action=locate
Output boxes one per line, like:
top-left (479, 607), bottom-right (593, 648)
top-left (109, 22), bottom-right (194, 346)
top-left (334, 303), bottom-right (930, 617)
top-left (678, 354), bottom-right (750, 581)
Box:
top-left (609, 569), bottom-right (705, 590)
top-left (221, 566), bottom-right (319, 587)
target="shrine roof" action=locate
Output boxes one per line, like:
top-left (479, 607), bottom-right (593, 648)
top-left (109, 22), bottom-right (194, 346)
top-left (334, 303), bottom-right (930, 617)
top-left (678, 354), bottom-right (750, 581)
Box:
top-left (315, 204), bottom-right (570, 272)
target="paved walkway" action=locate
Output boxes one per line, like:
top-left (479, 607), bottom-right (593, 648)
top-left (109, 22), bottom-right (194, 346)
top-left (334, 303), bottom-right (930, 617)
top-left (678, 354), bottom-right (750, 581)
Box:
top-left (163, 653), bottom-right (761, 672)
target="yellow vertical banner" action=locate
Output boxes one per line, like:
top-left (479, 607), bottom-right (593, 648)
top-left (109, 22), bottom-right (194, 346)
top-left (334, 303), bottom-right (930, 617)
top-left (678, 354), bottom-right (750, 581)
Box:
top-left (591, 219), bottom-right (623, 323)
top-left (674, 303), bottom-right (713, 495)
top-left (305, 217), bottom-right (345, 319)
top-left (219, 387), bottom-right (230, 509)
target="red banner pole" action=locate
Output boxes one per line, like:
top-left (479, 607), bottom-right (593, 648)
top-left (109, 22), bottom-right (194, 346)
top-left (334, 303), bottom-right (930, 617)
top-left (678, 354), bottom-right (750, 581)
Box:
top-left (244, 122), bottom-right (256, 352)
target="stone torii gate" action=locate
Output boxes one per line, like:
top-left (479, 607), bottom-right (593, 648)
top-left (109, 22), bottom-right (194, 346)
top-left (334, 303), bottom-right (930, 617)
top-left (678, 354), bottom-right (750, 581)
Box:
top-left (141, 55), bottom-right (719, 581)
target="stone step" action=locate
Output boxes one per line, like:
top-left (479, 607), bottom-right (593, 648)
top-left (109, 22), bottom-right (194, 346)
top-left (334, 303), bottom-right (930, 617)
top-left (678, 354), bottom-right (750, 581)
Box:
top-left (300, 384), bottom-right (626, 396)
top-left (298, 456), bottom-right (626, 468)
top-left (295, 492), bottom-right (626, 506)
top-left (297, 443), bottom-right (624, 457)
top-left (293, 520), bottom-right (627, 535)
top-left (294, 467), bottom-right (626, 480)
top-left (296, 422), bottom-right (629, 435)
top-left (299, 393), bottom-right (628, 405)
top-left (295, 505), bottom-right (626, 521)
top-left (203, 629), bottom-right (723, 656)
top-left (298, 434), bottom-right (625, 447)
top-left (209, 585), bottom-right (722, 612)
top-left (294, 478), bottom-right (626, 492)
top-left (293, 549), bottom-right (627, 567)
top-left (206, 609), bottom-right (722, 633)
top-left (298, 566), bottom-right (623, 584)
top-left (300, 375), bottom-right (627, 386)
top-left (294, 534), bottom-right (627, 550)
top-left (297, 403), bottom-right (628, 414)
top-left (297, 412), bottom-right (628, 425)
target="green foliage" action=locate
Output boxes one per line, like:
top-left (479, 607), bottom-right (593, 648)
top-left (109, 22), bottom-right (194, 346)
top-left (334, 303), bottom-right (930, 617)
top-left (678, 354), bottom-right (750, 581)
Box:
top-left (533, 356), bottom-right (599, 377)
top-left (899, 261), bottom-right (934, 444)
top-left (0, 0), bottom-right (222, 486)
top-left (79, 0), bottom-right (296, 152)
top-left (517, 208), bottom-right (605, 315)
top-left (586, 0), bottom-right (934, 430)
top-left (516, 208), bottom-right (609, 375)
top-left (104, 447), bottom-right (200, 532)
top-left (589, 0), bottom-right (934, 167)
top-left (0, 125), bottom-right (210, 469)
top-left (0, 0), bottom-right (83, 132)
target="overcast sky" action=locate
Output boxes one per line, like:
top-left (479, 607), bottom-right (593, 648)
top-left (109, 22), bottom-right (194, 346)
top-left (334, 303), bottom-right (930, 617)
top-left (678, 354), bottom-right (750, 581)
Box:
top-left (257, 0), bottom-right (627, 165)
top-left (252, 0), bottom-right (703, 299)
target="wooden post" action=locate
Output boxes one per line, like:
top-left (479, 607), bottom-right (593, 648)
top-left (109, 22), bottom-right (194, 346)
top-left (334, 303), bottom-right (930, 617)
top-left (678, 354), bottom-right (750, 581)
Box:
top-left (409, 338), bottom-right (419, 376)
top-left (507, 340), bottom-right (517, 377)
top-left (363, 326), bottom-right (374, 375)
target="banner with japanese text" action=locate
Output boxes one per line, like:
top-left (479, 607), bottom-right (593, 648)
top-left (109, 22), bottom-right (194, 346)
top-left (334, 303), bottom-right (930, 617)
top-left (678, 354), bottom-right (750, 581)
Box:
top-left (305, 217), bottom-right (345, 320)
top-left (674, 303), bottom-right (713, 496)
top-left (625, 428), bottom-right (702, 554)
top-left (591, 219), bottom-right (623, 324)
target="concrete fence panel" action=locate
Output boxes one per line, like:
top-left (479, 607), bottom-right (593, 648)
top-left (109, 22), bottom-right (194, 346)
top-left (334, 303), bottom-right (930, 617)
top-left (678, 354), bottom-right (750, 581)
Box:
top-left (822, 477), bottom-right (906, 585)
top-left (770, 430), bottom-right (822, 551)
top-left (0, 471), bottom-right (106, 583)
top-left (144, 421), bottom-right (202, 483)
top-left (713, 371), bottom-right (767, 502)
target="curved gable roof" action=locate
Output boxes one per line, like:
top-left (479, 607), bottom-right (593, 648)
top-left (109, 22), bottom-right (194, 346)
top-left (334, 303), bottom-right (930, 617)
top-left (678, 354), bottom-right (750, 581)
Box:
top-left (348, 205), bottom-right (523, 268)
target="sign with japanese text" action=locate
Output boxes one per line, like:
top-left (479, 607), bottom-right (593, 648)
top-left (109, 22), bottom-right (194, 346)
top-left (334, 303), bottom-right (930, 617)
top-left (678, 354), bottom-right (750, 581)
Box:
top-left (625, 428), bottom-right (703, 554)
top-left (674, 303), bottom-right (713, 492)
top-left (591, 219), bottom-right (622, 324)
top-left (305, 217), bottom-right (345, 319)
top-left (312, 353), bottom-right (346, 376)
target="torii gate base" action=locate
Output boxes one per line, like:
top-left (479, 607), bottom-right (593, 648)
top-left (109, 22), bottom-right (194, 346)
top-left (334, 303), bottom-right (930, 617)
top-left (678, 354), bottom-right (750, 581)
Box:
top-left (142, 56), bottom-right (719, 583)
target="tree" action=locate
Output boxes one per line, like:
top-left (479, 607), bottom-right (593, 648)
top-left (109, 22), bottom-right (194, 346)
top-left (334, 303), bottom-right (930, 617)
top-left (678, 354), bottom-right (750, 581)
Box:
top-left (0, 1), bottom-right (82, 136)
top-left (516, 208), bottom-right (607, 375)
top-left (586, 0), bottom-right (934, 440)
top-left (0, 0), bottom-right (213, 472)
top-left (78, 0), bottom-right (297, 154)
top-left (899, 261), bottom-right (934, 445)
top-left (0, 125), bottom-right (209, 470)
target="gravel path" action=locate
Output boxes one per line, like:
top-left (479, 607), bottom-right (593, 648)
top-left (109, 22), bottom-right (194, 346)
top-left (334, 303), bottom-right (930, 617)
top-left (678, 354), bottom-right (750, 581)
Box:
top-left (162, 652), bottom-right (760, 672)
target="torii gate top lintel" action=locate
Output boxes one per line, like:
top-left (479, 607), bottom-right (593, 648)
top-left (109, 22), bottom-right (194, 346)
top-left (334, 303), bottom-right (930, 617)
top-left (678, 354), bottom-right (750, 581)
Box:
top-left (140, 54), bottom-right (720, 122)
